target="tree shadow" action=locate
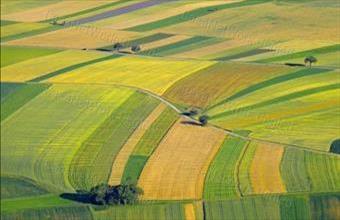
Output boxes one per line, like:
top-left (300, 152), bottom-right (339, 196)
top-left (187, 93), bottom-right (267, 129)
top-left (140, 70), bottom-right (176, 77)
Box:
top-left (60, 191), bottom-right (93, 204)
top-left (284, 62), bottom-right (305, 67)
top-left (180, 120), bottom-right (202, 126)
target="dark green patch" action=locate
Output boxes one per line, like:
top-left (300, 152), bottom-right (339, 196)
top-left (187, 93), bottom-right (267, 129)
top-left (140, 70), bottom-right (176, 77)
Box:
top-left (29, 54), bottom-right (122, 82)
top-left (208, 68), bottom-right (329, 110)
top-left (1, 83), bottom-right (51, 122)
top-left (310, 193), bottom-right (340, 220)
top-left (1, 25), bottom-right (63, 43)
top-left (1, 82), bottom-right (24, 102)
top-left (121, 155), bottom-right (148, 184)
top-left (0, 20), bottom-right (17, 27)
top-left (280, 196), bottom-right (310, 220)
top-left (1, 176), bottom-right (48, 199)
top-left (127, 0), bottom-right (269, 32)
top-left (1, 45), bottom-right (62, 68)
top-left (141, 36), bottom-right (213, 56)
top-left (211, 83), bottom-right (340, 119)
top-left (216, 48), bottom-right (274, 61)
top-left (259, 44), bottom-right (340, 63)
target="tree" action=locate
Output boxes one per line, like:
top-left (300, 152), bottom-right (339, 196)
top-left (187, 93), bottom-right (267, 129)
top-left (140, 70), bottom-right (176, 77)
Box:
top-left (199, 115), bottom-right (209, 126)
top-left (131, 45), bottom-right (141, 53)
top-left (330, 139), bottom-right (340, 154)
top-left (88, 181), bottom-right (143, 205)
top-left (113, 43), bottom-right (123, 52)
top-left (304, 56), bottom-right (317, 68)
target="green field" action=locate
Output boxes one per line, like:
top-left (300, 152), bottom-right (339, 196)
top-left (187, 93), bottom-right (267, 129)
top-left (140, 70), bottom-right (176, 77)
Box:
top-left (1, 0), bottom-right (339, 219)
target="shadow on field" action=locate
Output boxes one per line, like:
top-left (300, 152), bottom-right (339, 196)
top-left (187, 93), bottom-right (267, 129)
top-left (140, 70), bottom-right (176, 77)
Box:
top-left (180, 120), bottom-right (202, 126)
top-left (60, 190), bottom-right (93, 204)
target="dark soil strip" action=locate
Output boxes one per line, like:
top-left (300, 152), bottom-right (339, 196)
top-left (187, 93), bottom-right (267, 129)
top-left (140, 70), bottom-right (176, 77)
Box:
top-left (42, 0), bottom-right (130, 23)
top-left (216, 48), bottom-right (274, 61)
top-left (65, 0), bottom-right (169, 26)
top-left (29, 54), bottom-right (122, 82)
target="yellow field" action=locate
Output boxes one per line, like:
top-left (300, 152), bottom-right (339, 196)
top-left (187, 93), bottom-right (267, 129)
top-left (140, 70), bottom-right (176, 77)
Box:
top-left (48, 56), bottom-right (215, 94)
top-left (2, 1), bottom-right (112, 22)
top-left (1, 50), bottom-right (106, 82)
top-left (108, 103), bottom-right (166, 185)
top-left (138, 119), bottom-right (225, 200)
top-left (250, 142), bottom-right (286, 194)
top-left (185, 203), bottom-right (196, 220)
top-left (1, 22), bottom-right (50, 38)
top-left (93, 1), bottom-right (233, 29)
top-left (160, 2), bottom-right (340, 44)
top-left (6, 27), bottom-right (140, 49)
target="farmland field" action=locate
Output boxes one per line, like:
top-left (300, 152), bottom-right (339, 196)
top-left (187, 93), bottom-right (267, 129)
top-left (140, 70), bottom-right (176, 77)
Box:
top-left (1, 0), bottom-right (339, 219)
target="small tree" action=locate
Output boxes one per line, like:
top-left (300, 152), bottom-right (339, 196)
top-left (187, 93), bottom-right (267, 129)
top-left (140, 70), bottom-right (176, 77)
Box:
top-left (131, 45), bottom-right (141, 53)
top-left (199, 115), bottom-right (209, 126)
top-left (304, 56), bottom-right (317, 68)
top-left (330, 139), bottom-right (340, 154)
top-left (113, 43), bottom-right (123, 52)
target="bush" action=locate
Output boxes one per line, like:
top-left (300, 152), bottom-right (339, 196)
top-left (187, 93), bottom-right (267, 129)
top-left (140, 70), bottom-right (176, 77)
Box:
top-left (131, 45), bottom-right (141, 53)
top-left (199, 115), bottom-right (209, 126)
top-left (330, 139), bottom-right (340, 154)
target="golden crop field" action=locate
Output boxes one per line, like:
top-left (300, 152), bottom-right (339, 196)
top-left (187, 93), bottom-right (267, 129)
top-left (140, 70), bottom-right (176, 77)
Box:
top-left (250, 142), bottom-right (286, 194)
top-left (47, 56), bottom-right (215, 94)
top-left (108, 103), bottom-right (166, 185)
top-left (138, 119), bottom-right (225, 200)
top-left (1, 50), bottom-right (106, 82)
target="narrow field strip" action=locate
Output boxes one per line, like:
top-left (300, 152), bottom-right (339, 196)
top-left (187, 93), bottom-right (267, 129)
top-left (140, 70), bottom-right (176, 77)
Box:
top-left (259, 44), bottom-right (340, 63)
top-left (30, 54), bottom-right (122, 82)
top-left (67, 0), bottom-right (168, 26)
top-left (310, 194), bottom-right (340, 220)
top-left (208, 68), bottom-right (330, 110)
top-left (1, 45), bottom-right (62, 68)
top-left (1, 83), bottom-right (50, 122)
top-left (1, 25), bottom-right (62, 43)
top-left (138, 119), bottom-right (225, 200)
top-left (203, 133), bottom-right (250, 200)
top-left (250, 143), bottom-right (286, 194)
top-left (1, 50), bottom-right (107, 82)
top-left (211, 83), bottom-right (340, 119)
top-left (127, 0), bottom-right (268, 32)
top-left (184, 203), bottom-right (196, 220)
top-left (216, 48), bottom-right (274, 61)
top-left (238, 141), bottom-right (257, 195)
top-left (100, 33), bottom-right (173, 51)
top-left (0, 20), bottom-right (17, 26)
top-left (108, 103), bottom-right (166, 185)
top-left (140, 35), bottom-right (194, 51)
top-left (122, 106), bottom-right (178, 183)
top-left (69, 92), bottom-right (159, 190)
top-left (140, 36), bottom-right (214, 57)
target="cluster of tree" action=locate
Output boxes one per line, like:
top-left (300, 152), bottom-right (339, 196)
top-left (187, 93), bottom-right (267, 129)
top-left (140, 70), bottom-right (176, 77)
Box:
top-left (61, 181), bottom-right (143, 206)
top-left (330, 139), bottom-right (340, 154)
top-left (113, 43), bottom-right (141, 53)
